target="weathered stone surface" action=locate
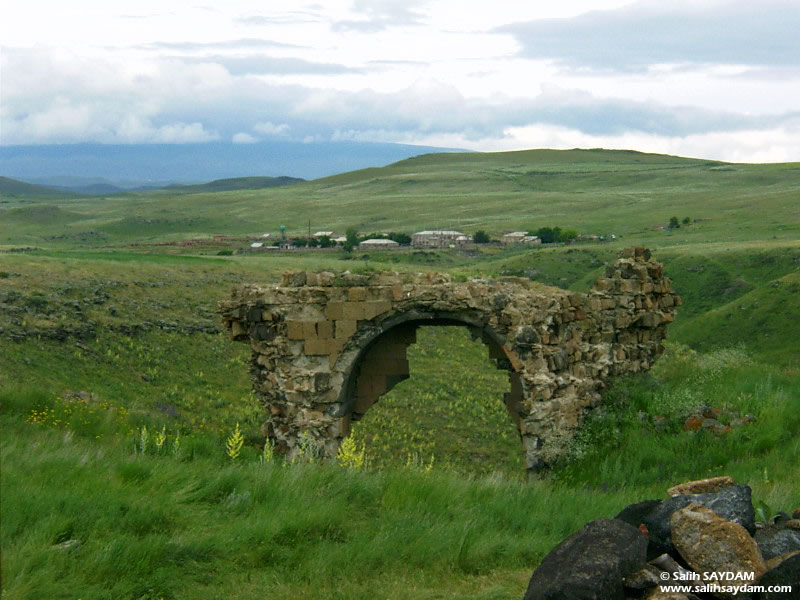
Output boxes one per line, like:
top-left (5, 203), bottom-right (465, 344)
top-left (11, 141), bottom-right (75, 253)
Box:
top-left (616, 500), bottom-right (672, 560)
top-left (623, 564), bottom-right (662, 590)
top-left (755, 525), bottom-right (800, 560)
top-left (219, 248), bottom-right (679, 473)
top-left (668, 476), bottom-right (736, 497)
top-left (523, 519), bottom-right (648, 600)
top-left (764, 550), bottom-right (800, 572)
top-left (642, 485), bottom-right (756, 552)
top-left (644, 589), bottom-right (693, 600)
top-left (757, 553), bottom-right (800, 599)
top-left (670, 503), bottom-right (766, 597)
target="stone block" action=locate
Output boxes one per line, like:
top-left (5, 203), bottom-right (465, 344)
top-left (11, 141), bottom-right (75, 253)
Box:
top-left (326, 338), bottom-right (345, 355)
top-left (316, 320), bottom-right (334, 339)
top-left (342, 302), bottom-right (364, 321)
top-left (318, 271), bottom-right (336, 286)
top-left (593, 278), bottom-right (614, 292)
top-left (286, 320), bottom-right (305, 340)
top-left (326, 301), bottom-right (344, 320)
top-left (363, 300), bottom-right (392, 320)
top-left (348, 287), bottom-right (367, 301)
top-left (335, 319), bottom-right (357, 339)
top-left (304, 339), bottom-right (329, 356)
top-left (601, 298), bottom-right (616, 309)
top-left (303, 321), bottom-right (318, 339)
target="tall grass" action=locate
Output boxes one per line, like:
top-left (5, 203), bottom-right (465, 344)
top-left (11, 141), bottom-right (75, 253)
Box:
top-left (2, 337), bottom-right (797, 599)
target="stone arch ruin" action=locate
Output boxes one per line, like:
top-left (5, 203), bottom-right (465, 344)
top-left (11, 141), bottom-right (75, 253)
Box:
top-left (219, 247), bottom-right (680, 476)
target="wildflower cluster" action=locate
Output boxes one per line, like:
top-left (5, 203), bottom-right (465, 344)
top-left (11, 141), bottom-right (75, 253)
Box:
top-left (336, 436), bottom-right (367, 470)
top-left (26, 395), bottom-right (128, 438)
top-left (226, 423), bottom-right (244, 460)
top-left (134, 425), bottom-right (181, 457)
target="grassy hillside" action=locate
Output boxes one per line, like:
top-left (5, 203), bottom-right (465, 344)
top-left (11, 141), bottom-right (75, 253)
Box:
top-left (0, 176), bottom-right (70, 198)
top-left (1, 149), bottom-right (798, 599)
top-left (168, 176), bottom-right (305, 194)
top-left (1, 149), bottom-right (798, 247)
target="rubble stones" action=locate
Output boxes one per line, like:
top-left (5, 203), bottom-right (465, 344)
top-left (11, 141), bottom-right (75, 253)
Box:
top-left (670, 503), bottom-right (766, 596)
top-left (755, 524), bottom-right (800, 560)
top-left (527, 478), bottom-right (796, 600)
top-left (219, 247), bottom-right (679, 474)
top-left (667, 476), bottom-right (736, 497)
top-left (755, 553), bottom-right (800, 599)
top-left (634, 485), bottom-right (756, 554)
top-left (522, 519), bottom-right (648, 600)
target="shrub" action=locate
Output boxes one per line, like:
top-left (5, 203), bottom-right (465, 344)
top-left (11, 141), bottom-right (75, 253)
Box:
top-left (472, 230), bottom-right (490, 244)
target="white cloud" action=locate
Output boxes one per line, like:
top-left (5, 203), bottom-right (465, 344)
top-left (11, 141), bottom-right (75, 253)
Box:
top-left (254, 122), bottom-right (290, 137)
top-left (1, 2), bottom-right (798, 162)
top-left (500, 0), bottom-right (800, 71)
top-left (232, 132), bottom-right (259, 143)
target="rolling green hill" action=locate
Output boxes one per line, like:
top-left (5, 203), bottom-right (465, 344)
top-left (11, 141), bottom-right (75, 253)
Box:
top-left (0, 176), bottom-right (70, 198)
top-left (1, 149), bottom-right (798, 247)
top-left (168, 176), bottom-right (304, 194)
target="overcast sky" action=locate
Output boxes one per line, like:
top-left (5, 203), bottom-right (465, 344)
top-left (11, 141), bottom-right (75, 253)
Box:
top-left (2, 0), bottom-right (799, 162)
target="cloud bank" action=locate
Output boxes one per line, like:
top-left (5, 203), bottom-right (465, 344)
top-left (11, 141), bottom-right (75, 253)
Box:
top-left (1, 0), bottom-right (798, 162)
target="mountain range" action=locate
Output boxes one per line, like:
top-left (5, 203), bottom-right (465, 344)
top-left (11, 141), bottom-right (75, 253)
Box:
top-left (0, 140), bottom-right (464, 186)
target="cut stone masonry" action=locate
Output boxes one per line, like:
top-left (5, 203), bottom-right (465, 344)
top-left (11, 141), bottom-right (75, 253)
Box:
top-left (219, 247), bottom-right (680, 476)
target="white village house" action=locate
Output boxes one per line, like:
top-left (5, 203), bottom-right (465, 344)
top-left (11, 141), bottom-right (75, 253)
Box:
top-left (411, 230), bottom-right (470, 248)
top-left (358, 238), bottom-right (400, 250)
top-left (502, 232), bottom-right (541, 244)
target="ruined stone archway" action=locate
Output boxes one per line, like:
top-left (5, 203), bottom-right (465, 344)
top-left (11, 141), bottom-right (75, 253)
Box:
top-left (219, 247), bottom-right (680, 476)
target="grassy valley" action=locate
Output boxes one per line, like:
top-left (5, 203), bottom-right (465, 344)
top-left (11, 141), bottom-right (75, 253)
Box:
top-left (1, 149), bottom-right (799, 599)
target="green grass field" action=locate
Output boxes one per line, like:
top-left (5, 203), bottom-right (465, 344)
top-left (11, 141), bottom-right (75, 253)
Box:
top-left (1, 149), bottom-right (799, 599)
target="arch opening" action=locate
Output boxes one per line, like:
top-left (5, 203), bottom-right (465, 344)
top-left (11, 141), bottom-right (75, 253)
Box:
top-left (338, 320), bottom-right (525, 475)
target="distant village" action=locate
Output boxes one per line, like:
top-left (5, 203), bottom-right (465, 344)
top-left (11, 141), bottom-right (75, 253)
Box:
top-left (246, 228), bottom-right (614, 252)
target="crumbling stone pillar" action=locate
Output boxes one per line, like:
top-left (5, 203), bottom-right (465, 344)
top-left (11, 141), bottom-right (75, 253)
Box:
top-left (218, 247), bottom-right (679, 476)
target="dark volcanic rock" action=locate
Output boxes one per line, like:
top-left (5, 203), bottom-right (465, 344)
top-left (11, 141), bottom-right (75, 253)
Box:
top-left (640, 485), bottom-right (755, 552)
top-left (757, 553), bottom-right (800, 599)
top-left (523, 519), bottom-right (647, 600)
top-left (615, 500), bottom-right (672, 560)
top-left (755, 526), bottom-right (800, 560)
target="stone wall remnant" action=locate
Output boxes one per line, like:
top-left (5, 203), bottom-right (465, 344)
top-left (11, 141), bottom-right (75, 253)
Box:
top-left (218, 247), bottom-right (680, 476)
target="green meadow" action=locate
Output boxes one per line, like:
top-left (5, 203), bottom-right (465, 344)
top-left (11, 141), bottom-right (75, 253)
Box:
top-left (1, 149), bottom-right (799, 599)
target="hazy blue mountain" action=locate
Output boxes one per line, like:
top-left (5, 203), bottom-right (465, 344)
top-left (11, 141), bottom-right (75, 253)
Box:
top-left (169, 176), bottom-right (304, 193)
top-left (23, 175), bottom-right (185, 190)
top-left (0, 141), bottom-right (464, 183)
top-left (0, 176), bottom-right (74, 197)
